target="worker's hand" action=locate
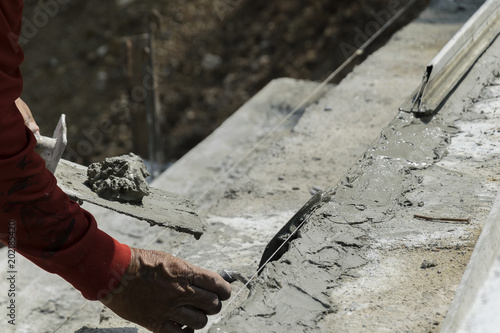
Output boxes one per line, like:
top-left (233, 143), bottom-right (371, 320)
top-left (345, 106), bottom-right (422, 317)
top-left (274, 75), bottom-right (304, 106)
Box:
top-left (101, 247), bottom-right (231, 333)
top-left (15, 97), bottom-right (40, 135)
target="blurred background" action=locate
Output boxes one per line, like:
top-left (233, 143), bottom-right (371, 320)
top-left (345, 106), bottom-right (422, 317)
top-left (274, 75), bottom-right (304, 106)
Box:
top-left (20, 0), bottom-right (426, 166)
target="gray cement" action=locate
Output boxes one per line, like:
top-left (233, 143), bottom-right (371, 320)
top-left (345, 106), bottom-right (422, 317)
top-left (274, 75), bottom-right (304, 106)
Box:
top-left (212, 22), bottom-right (499, 333)
top-left (87, 153), bottom-right (150, 203)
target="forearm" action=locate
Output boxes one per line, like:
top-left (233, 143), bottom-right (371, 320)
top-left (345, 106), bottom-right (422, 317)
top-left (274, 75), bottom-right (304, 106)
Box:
top-left (0, 97), bottom-right (131, 300)
top-left (0, 1), bottom-right (131, 301)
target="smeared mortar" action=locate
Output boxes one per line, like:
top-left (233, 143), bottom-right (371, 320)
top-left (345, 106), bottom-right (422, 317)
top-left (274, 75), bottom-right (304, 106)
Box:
top-left (87, 153), bottom-right (150, 203)
top-left (211, 70), bottom-right (493, 332)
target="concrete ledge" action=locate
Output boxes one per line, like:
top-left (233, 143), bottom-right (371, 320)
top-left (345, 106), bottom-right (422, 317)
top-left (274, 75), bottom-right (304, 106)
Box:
top-left (154, 78), bottom-right (332, 209)
top-left (441, 190), bottom-right (500, 333)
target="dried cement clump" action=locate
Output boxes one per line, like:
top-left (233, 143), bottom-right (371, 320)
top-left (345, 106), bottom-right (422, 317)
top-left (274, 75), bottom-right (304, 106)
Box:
top-left (87, 153), bottom-right (150, 203)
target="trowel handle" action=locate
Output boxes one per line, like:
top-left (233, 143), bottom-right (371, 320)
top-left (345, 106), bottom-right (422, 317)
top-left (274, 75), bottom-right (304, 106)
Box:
top-left (35, 134), bottom-right (57, 149)
top-left (35, 134), bottom-right (57, 167)
top-left (34, 114), bottom-right (67, 173)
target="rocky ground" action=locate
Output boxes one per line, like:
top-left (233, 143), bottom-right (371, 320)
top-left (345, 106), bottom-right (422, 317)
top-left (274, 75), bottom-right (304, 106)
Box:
top-left (20, 0), bottom-right (426, 165)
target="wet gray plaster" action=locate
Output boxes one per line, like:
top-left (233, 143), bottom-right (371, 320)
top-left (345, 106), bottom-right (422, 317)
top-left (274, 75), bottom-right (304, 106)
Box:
top-left (211, 20), bottom-right (499, 333)
top-left (212, 112), bottom-right (462, 332)
top-left (87, 153), bottom-right (150, 203)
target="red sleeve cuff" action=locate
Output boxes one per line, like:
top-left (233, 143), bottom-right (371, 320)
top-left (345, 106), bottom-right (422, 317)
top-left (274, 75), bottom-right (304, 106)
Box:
top-left (56, 224), bottom-right (132, 301)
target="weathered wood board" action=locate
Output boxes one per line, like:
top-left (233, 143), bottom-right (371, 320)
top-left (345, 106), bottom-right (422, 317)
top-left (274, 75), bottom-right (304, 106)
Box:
top-left (55, 159), bottom-right (204, 238)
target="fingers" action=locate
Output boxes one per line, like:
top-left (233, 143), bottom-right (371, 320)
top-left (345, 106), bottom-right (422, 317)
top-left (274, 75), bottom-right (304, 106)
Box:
top-left (153, 279), bottom-right (224, 330)
top-left (15, 98), bottom-right (40, 135)
top-left (191, 267), bottom-right (232, 301)
top-left (153, 321), bottom-right (194, 333)
top-left (107, 248), bottom-right (232, 333)
top-left (180, 326), bottom-right (195, 333)
top-left (150, 283), bottom-right (221, 331)
top-left (188, 286), bottom-right (223, 315)
top-left (174, 306), bottom-right (208, 330)
top-left (133, 248), bottom-right (232, 302)
top-left (151, 298), bottom-right (212, 332)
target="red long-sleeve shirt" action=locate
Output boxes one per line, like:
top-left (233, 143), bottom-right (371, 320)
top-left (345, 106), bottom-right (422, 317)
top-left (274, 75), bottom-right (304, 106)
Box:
top-left (0, 2), bottom-right (131, 300)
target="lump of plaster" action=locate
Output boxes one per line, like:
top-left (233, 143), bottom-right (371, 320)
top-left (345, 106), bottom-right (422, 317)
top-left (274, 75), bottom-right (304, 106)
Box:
top-left (87, 153), bottom-right (150, 203)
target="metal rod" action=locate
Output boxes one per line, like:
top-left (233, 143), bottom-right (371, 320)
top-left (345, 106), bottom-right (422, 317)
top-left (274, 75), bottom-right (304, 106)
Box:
top-left (400, 0), bottom-right (500, 114)
top-left (413, 214), bottom-right (471, 224)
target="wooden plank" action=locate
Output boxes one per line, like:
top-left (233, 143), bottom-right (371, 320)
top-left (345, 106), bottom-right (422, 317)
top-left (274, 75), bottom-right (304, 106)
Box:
top-left (54, 159), bottom-right (204, 238)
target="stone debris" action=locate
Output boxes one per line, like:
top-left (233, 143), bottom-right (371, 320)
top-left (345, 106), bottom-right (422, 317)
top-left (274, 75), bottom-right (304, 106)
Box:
top-left (87, 153), bottom-right (150, 203)
top-left (421, 260), bottom-right (438, 269)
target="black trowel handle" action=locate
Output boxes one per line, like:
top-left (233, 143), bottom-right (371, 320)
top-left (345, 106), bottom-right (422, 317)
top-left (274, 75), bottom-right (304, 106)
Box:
top-left (219, 269), bottom-right (252, 290)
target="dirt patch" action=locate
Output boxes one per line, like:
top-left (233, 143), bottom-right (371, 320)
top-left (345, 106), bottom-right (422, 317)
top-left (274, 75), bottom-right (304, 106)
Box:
top-left (20, 0), bottom-right (427, 165)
